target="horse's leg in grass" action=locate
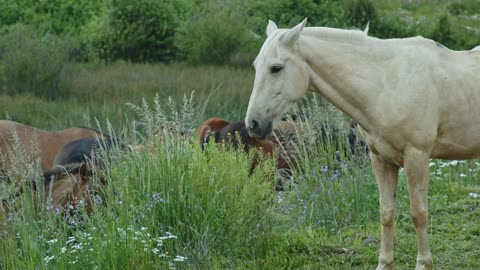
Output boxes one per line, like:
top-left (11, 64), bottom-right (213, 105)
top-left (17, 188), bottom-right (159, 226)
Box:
top-left (404, 148), bottom-right (432, 270)
top-left (371, 152), bottom-right (399, 270)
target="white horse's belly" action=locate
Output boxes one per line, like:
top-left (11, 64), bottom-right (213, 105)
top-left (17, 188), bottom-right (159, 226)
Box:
top-left (431, 119), bottom-right (480, 159)
top-left (431, 139), bottom-right (480, 160)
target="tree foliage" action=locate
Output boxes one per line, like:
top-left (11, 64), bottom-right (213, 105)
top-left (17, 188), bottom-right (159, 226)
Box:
top-left (0, 0), bottom-right (479, 65)
top-left (0, 24), bottom-right (71, 99)
top-left (106, 0), bottom-right (188, 62)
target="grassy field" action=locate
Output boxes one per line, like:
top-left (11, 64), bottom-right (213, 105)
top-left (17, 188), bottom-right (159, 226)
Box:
top-left (0, 62), bottom-right (479, 269)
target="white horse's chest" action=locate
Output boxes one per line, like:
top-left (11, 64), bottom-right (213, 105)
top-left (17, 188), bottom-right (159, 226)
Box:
top-left (357, 126), bottom-right (404, 166)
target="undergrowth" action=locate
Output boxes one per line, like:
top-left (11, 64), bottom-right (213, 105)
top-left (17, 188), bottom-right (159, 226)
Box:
top-left (0, 71), bottom-right (479, 269)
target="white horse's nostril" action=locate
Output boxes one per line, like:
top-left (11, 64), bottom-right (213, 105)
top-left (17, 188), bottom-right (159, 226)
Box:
top-left (251, 120), bottom-right (260, 131)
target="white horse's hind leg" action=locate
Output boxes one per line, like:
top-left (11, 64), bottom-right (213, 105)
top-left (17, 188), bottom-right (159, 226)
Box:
top-left (370, 152), bottom-right (399, 270)
top-left (404, 148), bottom-right (433, 270)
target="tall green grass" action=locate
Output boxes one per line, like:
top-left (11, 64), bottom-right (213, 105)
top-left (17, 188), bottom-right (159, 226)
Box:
top-left (1, 64), bottom-right (479, 269)
top-left (1, 130), bottom-right (278, 269)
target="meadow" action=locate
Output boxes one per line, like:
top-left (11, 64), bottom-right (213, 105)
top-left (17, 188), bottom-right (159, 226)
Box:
top-left (1, 63), bottom-right (479, 269)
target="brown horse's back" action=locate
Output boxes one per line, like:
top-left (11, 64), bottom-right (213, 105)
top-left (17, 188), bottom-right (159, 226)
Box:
top-left (0, 120), bottom-right (106, 172)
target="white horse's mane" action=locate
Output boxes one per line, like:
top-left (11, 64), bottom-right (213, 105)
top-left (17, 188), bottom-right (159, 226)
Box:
top-left (302, 27), bottom-right (368, 44)
top-left (253, 30), bottom-right (286, 66)
top-left (254, 25), bottom-right (439, 66)
top-left (303, 26), bottom-right (434, 47)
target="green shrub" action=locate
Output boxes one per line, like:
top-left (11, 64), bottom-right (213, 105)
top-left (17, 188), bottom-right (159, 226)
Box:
top-left (0, 0), bottom-right (103, 35)
top-left (107, 140), bottom-right (276, 266)
top-left (344, 0), bottom-right (377, 28)
top-left (0, 24), bottom-right (70, 99)
top-left (372, 14), bottom-right (416, 39)
top-left (75, 6), bottom-right (113, 62)
top-left (431, 14), bottom-right (456, 48)
top-left (448, 0), bottom-right (480, 16)
top-left (104, 0), bottom-right (188, 62)
top-left (174, 0), bottom-right (254, 65)
top-left (344, 0), bottom-right (378, 34)
top-left (0, 0), bottom-right (23, 27)
top-left (174, 0), bottom-right (346, 65)
top-left (249, 0), bottom-right (345, 31)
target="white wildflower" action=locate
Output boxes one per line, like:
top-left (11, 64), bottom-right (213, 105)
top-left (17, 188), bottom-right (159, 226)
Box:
top-left (44, 255), bottom-right (55, 264)
top-left (66, 237), bottom-right (76, 244)
top-left (469, 192), bottom-right (480, 198)
top-left (449, 160), bottom-right (459, 166)
top-left (173, 255), bottom-right (187, 262)
top-left (47, 239), bottom-right (58, 244)
top-left (159, 232), bottom-right (177, 240)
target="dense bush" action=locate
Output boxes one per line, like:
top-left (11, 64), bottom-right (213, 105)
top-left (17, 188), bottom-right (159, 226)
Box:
top-left (0, 0), bottom-right (103, 35)
top-left (173, 0), bottom-right (346, 65)
top-left (249, 0), bottom-right (345, 31)
top-left (102, 0), bottom-right (188, 62)
top-left (344, 0), bottom-right (377, 30)
top-left (0, 0), bottom-right (23, 27)
top-left (345, 0), bottom-right (418, 39)
top-left (0, 0), bottom-right (479, 66)
top-left (174, 0), bottom-right (255, 65)
top-left (431, 14), bottom-right (455, 48)
top-left (448, 0), bottom-right (480, 16)
top-left (0, 24), bottom-right (71, 99)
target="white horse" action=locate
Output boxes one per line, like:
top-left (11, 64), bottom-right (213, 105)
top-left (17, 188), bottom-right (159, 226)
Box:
top-left (245, 18), bottom-right (480, 270)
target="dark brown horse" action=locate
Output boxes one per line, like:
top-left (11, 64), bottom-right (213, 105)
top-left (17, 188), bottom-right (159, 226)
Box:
top-left (197, 118), bottom-right (295, 174)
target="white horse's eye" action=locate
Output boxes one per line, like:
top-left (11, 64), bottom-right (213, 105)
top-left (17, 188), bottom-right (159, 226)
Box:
top-left (270, 65), bottom-right (283, 73)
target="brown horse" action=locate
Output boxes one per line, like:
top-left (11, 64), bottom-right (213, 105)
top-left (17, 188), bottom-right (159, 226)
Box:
top-left (1, 137), bottom-right (122, 222)
top-left (41, 136), bottom-right (126, 213)
top-left (42, 162), bottom-right (100, 214)
top-left (197, 118), bottom-right (294, 174)
top-left (1, 162), bottom-right (100, 232)
top-left (0, 120), bottom-right (109, 173)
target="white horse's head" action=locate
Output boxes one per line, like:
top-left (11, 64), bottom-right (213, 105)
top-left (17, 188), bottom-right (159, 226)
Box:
top-left (245, 18), bottom-right (309, 139)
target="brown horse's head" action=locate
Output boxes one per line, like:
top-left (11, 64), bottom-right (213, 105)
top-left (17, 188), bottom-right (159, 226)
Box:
top-left (43, 163), bottom-right (104, 214)
top-left (197, 118), bottom-right (293, 173)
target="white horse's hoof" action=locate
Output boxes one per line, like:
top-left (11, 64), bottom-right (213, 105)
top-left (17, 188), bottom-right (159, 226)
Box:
top-left (376, 263), bottom-right (393, 270)
top-left (415, 256), bottom-right (433, 270)
top-left (415, 263), bottom-right (433, 270)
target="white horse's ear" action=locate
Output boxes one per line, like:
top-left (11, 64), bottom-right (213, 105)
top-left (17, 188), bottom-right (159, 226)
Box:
top-left (364, 21), bottom-right (370, 35)
top-left (283, 18), bottom-right (307, 46)
top-left (266, 20), bottom-right (278, 36)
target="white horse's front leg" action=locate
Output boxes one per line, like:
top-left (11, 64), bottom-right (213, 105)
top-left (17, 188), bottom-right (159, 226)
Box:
top-left (404, 148), bottom-right (433, 270)
top-left (370, 152), bottom-right (399, 270)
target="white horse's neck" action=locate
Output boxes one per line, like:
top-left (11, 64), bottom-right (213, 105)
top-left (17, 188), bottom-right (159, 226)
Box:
top-left (297, 28), bottom-right (429, 132)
